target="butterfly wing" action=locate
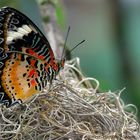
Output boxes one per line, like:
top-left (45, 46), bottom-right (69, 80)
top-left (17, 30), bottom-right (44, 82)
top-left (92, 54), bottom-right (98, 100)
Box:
top-left (1, 52), bottom-right (48, 106)
top-left (0, 7), bottom-right (55, 61)
top-left (0, 7), bottom-right (57, 107)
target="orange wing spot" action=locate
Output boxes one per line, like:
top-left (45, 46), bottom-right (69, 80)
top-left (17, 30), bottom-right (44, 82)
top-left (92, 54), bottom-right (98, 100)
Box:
top-left (52, 61), bottom-right (58, 71)
top-left (28, 49), bottom-right (35, 55)
top-left (30, 59), bottom-right (36, 67)
top-left (30, 79), bottom-right (37, 86)
top-left (38, 55), bottom-right (44, 59)
top-left (28, 69), bottom-right (38, 78)
top-left (28, 69), bottom-right (36, 77)
top-left (18, 54), bottom-right (22, 60)
top-left (28, 49), bottom-right (45, 60)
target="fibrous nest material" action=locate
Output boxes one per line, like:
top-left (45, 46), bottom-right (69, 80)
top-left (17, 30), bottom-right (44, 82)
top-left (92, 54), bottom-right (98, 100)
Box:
top-left (0, 58), bottom-right (139, 140)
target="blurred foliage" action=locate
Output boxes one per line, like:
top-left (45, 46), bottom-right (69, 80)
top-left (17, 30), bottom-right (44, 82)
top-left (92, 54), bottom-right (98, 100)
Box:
top-left (63, 0), bottom-right (140, 119)
top-left (0, 0), bottom-right (19, 8)
top-left (55, 3), bottom-right (65, 27)
top-left (42, 16), bottom-right (50, 23)
top-left (37, 0), bottom-right (65, 27)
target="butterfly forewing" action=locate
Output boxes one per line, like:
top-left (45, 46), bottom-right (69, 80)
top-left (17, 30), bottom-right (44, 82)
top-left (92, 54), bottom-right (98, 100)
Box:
top-left (0, 7), bottom-right (59, 107)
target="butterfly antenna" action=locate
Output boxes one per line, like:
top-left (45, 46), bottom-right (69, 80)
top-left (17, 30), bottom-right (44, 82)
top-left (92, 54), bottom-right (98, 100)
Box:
top-left (61, 26), bottom-right (70, 61)
top-left (68, 39), bottom-right (85, 55)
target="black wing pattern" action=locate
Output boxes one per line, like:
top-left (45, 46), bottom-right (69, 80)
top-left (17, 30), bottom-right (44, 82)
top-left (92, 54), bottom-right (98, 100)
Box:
top-left (0, 7), bottom-right (56, 107)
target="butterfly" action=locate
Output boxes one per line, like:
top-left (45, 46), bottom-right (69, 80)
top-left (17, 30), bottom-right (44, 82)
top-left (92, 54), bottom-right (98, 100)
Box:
top-left (0, 7), bottom-right (65, 107)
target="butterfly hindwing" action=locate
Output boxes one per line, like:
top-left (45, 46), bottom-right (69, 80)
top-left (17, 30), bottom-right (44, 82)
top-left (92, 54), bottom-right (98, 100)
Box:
top-left (1, 52), bottom-right (49, 105)
top-left (0, 7), bottom-right (59, 107)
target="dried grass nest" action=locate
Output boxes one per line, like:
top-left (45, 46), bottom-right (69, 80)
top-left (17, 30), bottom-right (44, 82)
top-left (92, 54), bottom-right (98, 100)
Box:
top-left (0, 58), bottom-right (139, 140)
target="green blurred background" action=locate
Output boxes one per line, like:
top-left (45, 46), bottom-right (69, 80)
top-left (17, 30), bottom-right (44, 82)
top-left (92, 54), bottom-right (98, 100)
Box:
top-left (1, 0), bottom-right (140, 118)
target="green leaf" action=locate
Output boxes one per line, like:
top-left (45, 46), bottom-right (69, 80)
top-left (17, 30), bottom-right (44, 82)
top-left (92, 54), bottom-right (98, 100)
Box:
top-left (55, 3), bottom-right (65, 27)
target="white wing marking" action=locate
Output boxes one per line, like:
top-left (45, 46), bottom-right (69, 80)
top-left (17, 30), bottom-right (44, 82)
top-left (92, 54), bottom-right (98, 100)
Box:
top-left (7, 25), bottom-right (32, 43)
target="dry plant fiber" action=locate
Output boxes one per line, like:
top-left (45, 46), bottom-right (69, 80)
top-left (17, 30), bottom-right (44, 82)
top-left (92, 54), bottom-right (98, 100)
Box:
top-left (0, 58), bottom-right (139, 140)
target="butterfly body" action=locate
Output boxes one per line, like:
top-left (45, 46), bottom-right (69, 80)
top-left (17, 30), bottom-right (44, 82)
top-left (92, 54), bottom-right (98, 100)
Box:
top-left (0, 7), bottom-right (64, 107)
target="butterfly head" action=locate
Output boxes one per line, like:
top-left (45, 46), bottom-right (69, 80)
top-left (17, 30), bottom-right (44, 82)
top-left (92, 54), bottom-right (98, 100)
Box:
top-left (48, 58), bottom-right (65, 84)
